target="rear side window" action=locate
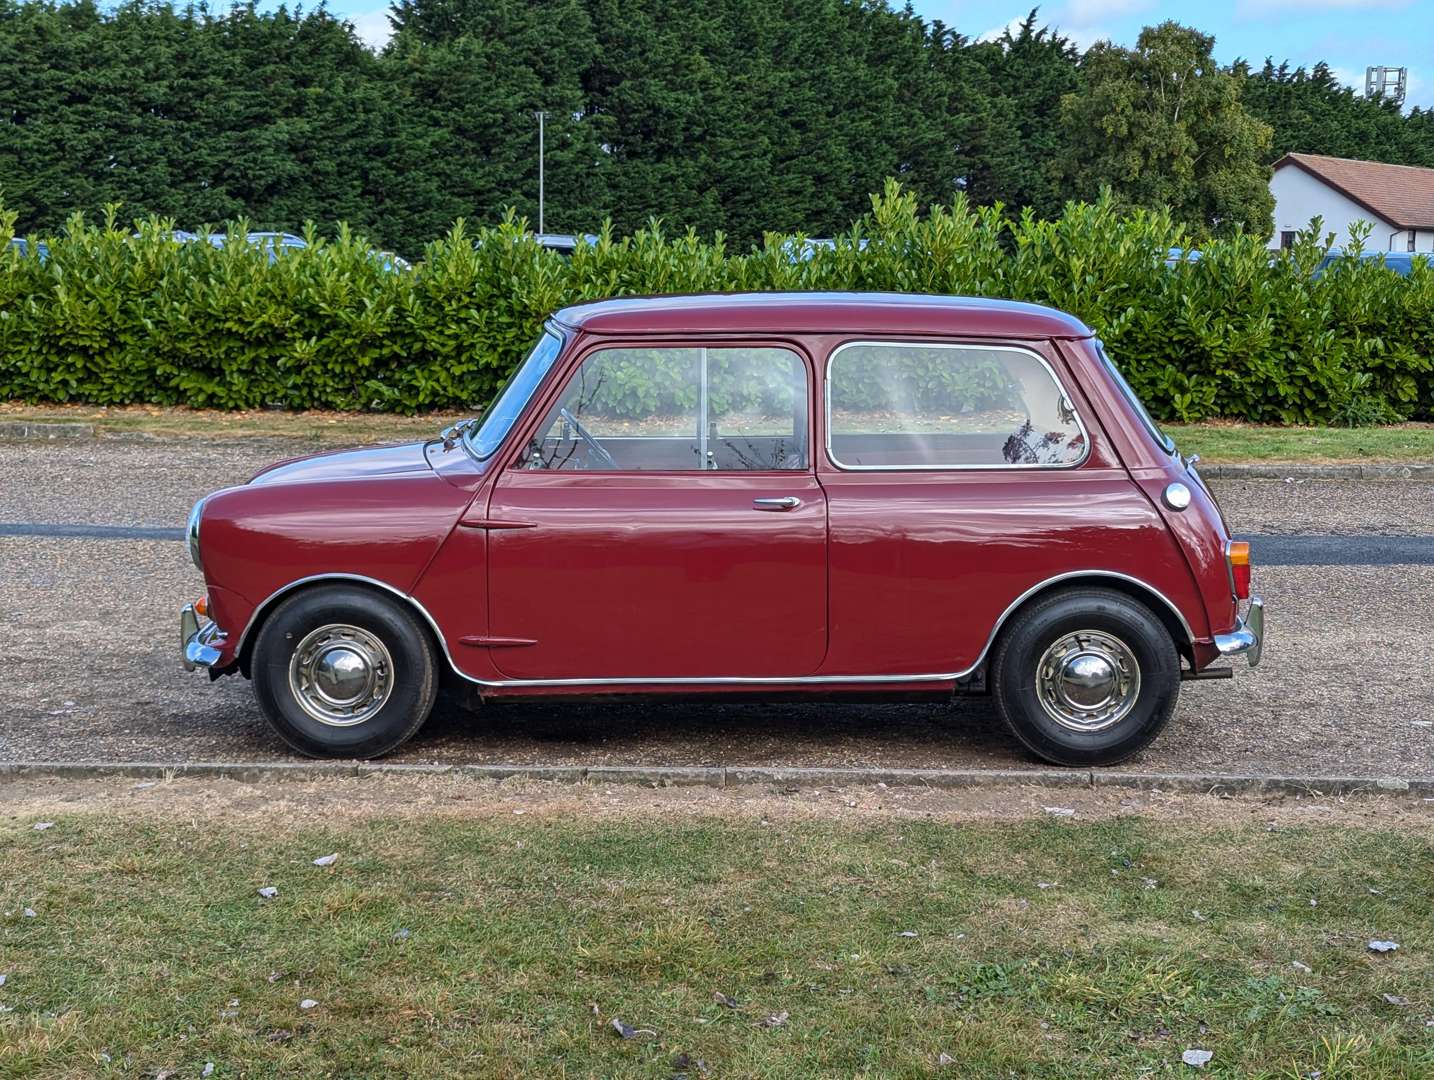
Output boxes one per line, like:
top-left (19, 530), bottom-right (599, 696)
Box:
top-left (826, 341), bottom-right (1087, 469)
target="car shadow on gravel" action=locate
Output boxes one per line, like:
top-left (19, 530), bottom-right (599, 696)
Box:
top-left (401, 690), bottom-right (1026, 768)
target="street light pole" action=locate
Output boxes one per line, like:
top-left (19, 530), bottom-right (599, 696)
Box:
top-left (535, 110), bottom-right (547, 235)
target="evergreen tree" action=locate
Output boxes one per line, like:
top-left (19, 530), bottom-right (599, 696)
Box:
top-left (960, 11), bottom-right (1080, 217)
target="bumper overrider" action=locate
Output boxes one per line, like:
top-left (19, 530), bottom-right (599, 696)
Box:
top-left (1213, 596), bottom-right (1264, 668)
top-left (180, 603), bottom-right (225, 672)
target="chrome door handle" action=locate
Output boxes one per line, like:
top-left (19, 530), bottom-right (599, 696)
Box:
top-left (753, 496), bottom-right (801, 511)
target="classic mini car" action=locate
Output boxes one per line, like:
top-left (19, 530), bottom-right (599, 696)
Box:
top-left (181, 292), bottom-right (1263, 765)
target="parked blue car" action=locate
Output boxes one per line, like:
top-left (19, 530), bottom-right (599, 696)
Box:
top-left (1314, 250), bottom-right (1431, 277)
top-left (144, 230), bottom-right (308, 263)
top-left (7, 237), bottom-right (49, 261)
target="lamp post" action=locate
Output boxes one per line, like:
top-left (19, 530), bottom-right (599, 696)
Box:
top-left (535, 110), bottom-right (547, 235)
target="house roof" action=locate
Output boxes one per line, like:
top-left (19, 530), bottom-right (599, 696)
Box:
top-left (552, 292), bottom-right (1093, 339)
top-left (1274, 153), bottom-right (1434, 230)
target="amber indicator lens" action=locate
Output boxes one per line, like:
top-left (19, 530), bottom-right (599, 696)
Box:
top-left (1227, 542), bottom-right (1251, 600)
top-left (195, 596), bottom-right (209, 618)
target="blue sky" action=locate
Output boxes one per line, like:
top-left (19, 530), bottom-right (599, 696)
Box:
top-left (331, 0), bottom-right (1434, 110)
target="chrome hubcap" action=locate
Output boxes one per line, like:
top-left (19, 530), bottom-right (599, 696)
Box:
top-left (288, 624), bottom-right (393, 727)
top-left (1035, 630), bottom-right (1141, 732)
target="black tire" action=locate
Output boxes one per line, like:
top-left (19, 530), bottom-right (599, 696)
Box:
top-left (251, 585), bottom-right (439, 759)
top-left (990, 587), bottom-right (1180, 767)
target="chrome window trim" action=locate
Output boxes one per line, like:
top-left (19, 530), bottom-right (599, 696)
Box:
top-left (233, 569), bottom-right (1192, 689)
top-left (823, 340), bottom-right (1091, 472)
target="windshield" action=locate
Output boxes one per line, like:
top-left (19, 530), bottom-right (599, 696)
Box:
top-left (463, 330), bottom-right (564, 461)
top-left (1097, 344), bottom-right (1175, 455)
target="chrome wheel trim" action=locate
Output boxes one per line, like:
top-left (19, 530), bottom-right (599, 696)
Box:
top-left (1035, 630), bottom-right (1141, 733)
top-left (287, 623), bottom-right (394, 728)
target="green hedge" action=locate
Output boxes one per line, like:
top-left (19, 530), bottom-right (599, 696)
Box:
top-left (2, 184), bottom-right (1432, 424)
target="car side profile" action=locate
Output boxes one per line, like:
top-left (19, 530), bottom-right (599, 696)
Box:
top-left (181, 292), bottom-right (1263, 765)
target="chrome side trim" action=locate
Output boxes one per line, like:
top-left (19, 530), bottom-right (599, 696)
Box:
top-left (824, 340), bottom-right (1092, 472)
top-left (232, 569), bottom-right (1194, 690)
top-left (1214, 597), bottom-right (1264, 668)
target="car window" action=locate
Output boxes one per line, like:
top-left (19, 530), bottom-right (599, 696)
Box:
top-left (826, 342), bottom-right (1086, 470)
top-left (465, 331), bottom-right (564, 461)
top-left (526, 346), bottom-right (808, 472)
top-left (1097, 343), bottom-right (1175, 455)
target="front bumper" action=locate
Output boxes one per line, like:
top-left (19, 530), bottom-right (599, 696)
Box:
top-left (181, 603), bottom-right (224, 671)
top-left (1213, 596), bottom-right (1264, 668)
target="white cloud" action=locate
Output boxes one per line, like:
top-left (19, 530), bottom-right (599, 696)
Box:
top-left (347, 8), bottom-right (393, 50)
top-left (976, 16), bottom-right (1027, 43)
top-left (1062, 0), bottom-right (1151, 20)
top-left (1056, 23), bottom-right (1116, 50)
top-left (978, 9), bottom-right (1117, 50)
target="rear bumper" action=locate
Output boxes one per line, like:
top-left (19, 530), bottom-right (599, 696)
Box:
top-left (1213, 596), bottom-right (1264, 668)
top-left (181, 603), bottom-right (224, 671)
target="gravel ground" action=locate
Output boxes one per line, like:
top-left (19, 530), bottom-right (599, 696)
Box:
top-left (1213, 477), bottom-right (1434, 536)
top-left (1, 439), bottom-right (1431, 776)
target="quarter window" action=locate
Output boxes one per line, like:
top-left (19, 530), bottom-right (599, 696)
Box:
top-left (527, 346), bottom-right (808, 471)
top-left (826, 342), bottom-right (1087, 469)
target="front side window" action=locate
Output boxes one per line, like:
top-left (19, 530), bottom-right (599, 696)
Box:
top-left (826, 342), bottom-right (1087, 469)
top-left (526, 346), bottom-right (808, 471)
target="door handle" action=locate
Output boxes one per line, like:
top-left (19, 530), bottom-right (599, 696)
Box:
top-left (753, 496), bottom-right (801, 511)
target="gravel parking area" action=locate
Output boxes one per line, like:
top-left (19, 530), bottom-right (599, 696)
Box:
top-left (1, 439), bottom-right (1431, 777)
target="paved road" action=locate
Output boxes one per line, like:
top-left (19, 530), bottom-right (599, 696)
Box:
top-left (1, 439), bottom-right (1431, 777)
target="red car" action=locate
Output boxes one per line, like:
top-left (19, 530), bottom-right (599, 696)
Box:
top-left (181, 293), bottom-right (1263, 765)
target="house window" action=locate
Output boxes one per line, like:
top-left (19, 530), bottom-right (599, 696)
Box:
top-left (1408, 232), bottom-right (1418, 252)
top-left (1280, 231), bottom-right (1297, 250)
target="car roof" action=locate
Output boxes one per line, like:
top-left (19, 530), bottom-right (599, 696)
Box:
top-left (551, 292), bottom-right (1093, 339)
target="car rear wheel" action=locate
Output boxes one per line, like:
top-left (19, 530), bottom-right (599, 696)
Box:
top-left (251, 585), bottom-right (439, 759)
top-left (990, 587), bottom-right (1180, 767)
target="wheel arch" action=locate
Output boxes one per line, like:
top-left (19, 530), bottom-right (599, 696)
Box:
top-left (236, 573), bottom-right (452, 679)
top-left (977, 571), bottom-right (1195, 677)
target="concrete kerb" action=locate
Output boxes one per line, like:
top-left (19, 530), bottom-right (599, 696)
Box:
top-left (3, 760), bottom-right (1432, 799)
top-left (1198, 463), bottom-right (1433, 480)
top-left (0, 421), bottom-right (96, 441)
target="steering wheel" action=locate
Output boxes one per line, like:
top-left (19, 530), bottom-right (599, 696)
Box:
top-left (559, 407), bottom-right (617, 469)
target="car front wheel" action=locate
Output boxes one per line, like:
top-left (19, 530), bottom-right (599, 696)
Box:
top-left (251, 585), bottom-right (439, 759)
top-left (990, 587), bottom-right (1180, 767)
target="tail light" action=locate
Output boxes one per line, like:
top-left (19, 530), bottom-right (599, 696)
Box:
top-left (1227, 541), bottom-right (1251, 600)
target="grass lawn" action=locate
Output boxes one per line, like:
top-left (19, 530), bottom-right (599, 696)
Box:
top-left (1164, 422), bottom-right (1434, 465)
top-left (2, 783), bottom-right (1431, 1077)
top-left (4, 403), bottom-right (1434, 464)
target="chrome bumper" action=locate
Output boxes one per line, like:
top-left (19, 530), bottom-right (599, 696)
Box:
top-left (181, 603), bottom-right (224, 671)
top-left (1213, 596), bottom-right (1264, 668)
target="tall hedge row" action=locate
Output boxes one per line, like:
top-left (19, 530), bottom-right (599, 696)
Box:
top-left (2, 184), bottom-right (1432, 424)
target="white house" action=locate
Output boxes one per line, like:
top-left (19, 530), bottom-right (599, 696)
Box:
top-left (1269, 153), bottom-right (1434, 252)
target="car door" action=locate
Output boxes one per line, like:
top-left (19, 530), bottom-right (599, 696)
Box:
top-left (483, 340), bottom-right (827, 681)
top-left (818, 337), bottom-right (1149, 677)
